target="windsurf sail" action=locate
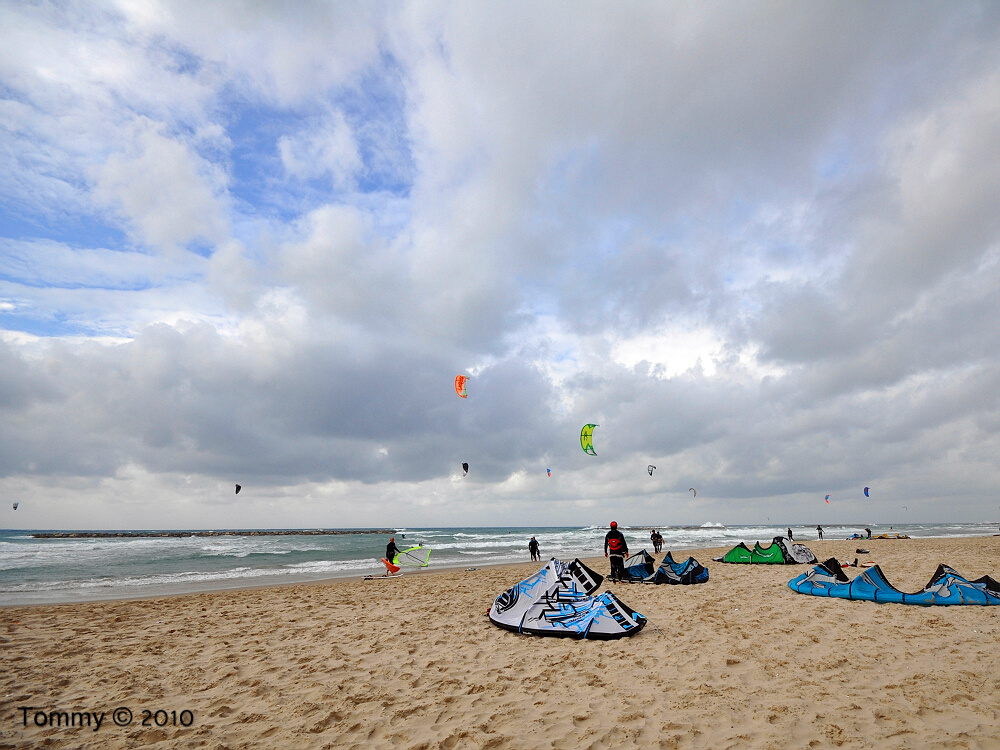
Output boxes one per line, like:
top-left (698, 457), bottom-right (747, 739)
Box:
top-left (580, 424), bottom-right (598, 455)
top-left (394, 546), bottom-right (432, 567)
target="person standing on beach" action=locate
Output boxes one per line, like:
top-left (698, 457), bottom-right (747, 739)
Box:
top-left (787, 528), bottom-right (793, 540)
top-left (816, 525), bottom-right (824, 540)
top-left (650, 529), bottom-right (662, 553)
top-left (865, 527), bottom-right (872, 539)
top-left (605, 522), bottom-right (628, 582)
top-left (528, 536), bottom-right (540, 562)
top-left (386, 537), bottom-right (401, 561)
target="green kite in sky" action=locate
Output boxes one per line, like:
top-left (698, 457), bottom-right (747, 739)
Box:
top-left (580, 424), bottom-right (598, 455)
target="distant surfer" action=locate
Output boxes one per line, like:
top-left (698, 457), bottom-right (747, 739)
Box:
top-left (605, 522), bottom-right (628, 582)
top-left (816, 525), bottom-right (824, 540)
top-left (787, 528), bottom-right (793, 540)
top-left (528, 536), bottom-right (540, 562)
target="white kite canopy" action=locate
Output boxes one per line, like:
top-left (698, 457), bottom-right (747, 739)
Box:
top-left (488, 558), bottom-right (646, 640)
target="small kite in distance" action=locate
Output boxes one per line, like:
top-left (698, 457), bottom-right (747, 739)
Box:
top-left (455, 375), bottom-right (468, 399)
top-left (235, 484), bottom-right (241, 495)
top-left (688, 488), bottom-right (697, 497)
top-left (647, 465), bottom-right (655, 476)
top-left (546, 468), bottom-right (551, 477)
top-left (864, 487), bottom-right (870, 497)
top-left (462, 463), bottom-right (469, 476)
top-left (12, 502), bottom-right (18, 510)
top-left (825, 495), bottom-right (831, 504)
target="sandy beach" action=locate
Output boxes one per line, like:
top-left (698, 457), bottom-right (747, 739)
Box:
top-left (3, 535), bottom-right (1000, 749)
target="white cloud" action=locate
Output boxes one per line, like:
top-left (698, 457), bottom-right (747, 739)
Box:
top-left (92, 118), bottom-right (228, 251)
top-left (278, 110), bottom-right (362, 187)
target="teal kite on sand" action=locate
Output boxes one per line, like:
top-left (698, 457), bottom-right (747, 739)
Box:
top-left (789, 558), bottom-right (1000, 605)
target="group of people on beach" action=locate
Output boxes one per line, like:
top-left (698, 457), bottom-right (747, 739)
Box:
top-left (524, 523), bottom-right (633, 582)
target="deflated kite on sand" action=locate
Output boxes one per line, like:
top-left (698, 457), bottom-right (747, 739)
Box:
top-left (644, 551), bottom-right (709, 585)
top-left (714, 537), bottom-right (817, 564)
top-left (789, 558), bottom-right (1000, 605)
top-left (620, 550), bottom-right (657, 582)
top-left (489, 558), bottom-right (646, 639)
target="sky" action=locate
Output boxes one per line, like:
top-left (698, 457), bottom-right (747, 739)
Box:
top-left (2, 2), bottom-right (1000, 530)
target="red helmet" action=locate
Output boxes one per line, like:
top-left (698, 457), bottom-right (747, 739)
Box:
top-left (610, 521), bottom-right (618, 528)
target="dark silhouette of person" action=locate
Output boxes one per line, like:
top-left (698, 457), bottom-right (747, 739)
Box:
top-left (605, 522), bottom-right (628, 582)
top-left (787, 528), bottom-right (793, 540)
top-left (816, 525), bottom-right (824, 540)
top-left (865, 528), bottom-right (872, 539)
top-left (528, 536), bottom-right (540, 562)
top-left (386, 537), bottom-right (401, 561)
top-left (649, 529), bottom-right (663, 553)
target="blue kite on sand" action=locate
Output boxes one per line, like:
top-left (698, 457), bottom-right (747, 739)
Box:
top-left (644, 551), bottom-right (709, 585)
top-left (789, 558), bottom-right (1000, 605)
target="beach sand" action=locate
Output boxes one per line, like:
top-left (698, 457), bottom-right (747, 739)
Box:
top-left (3, 535), bottom-right (1000, 749)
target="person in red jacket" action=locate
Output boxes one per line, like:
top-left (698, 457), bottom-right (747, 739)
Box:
top-left (604, 521), bottom-right (628, 582)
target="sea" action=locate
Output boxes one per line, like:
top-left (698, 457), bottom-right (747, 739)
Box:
top-left (2, 522), bottom-right (997, 606)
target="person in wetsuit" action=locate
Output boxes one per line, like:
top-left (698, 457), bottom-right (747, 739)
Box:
top-left (787, 528), bottom-right (793, 540)
top-left (528, 536), bottom-right (540, 562)
top-left (865, 528), bottom-right (872, 539)
top-left (816, 525), bottom-right (824, 540)
top-left (649, 529), bottom-right (663, 554)
top-left (605, 522), bottom-right (628, 582)
top-left (386, 537), bottom-right (402, 561)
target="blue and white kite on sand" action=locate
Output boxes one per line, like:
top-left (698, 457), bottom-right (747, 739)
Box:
top-left (488, 558), bottom-right (646, 639)
top-left (789, 558), bottom-right (1000, 606)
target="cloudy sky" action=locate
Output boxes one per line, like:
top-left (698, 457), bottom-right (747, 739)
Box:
top-left (2, 2), bottom-right (999, 530)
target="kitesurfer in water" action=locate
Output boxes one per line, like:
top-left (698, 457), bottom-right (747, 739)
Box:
top-left (528, 536), bottom-right (540, 562)
top-left (605, 522), bottom-right (628, 582)
top-left (816, 525), bottom-right (824, 540)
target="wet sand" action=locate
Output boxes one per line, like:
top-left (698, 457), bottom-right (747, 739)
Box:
top-left (3, 535), bottom-right (999, 749)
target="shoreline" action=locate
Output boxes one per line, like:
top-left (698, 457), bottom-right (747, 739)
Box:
top-left (5, 528), bottom-right (1000, 608)
top-left (4, 535), bottom-right (999, 749)
top-left (27, 528), bottom-right (397, 539)
top-left (7, 534), bottom-right (1000, 611)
